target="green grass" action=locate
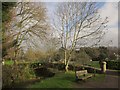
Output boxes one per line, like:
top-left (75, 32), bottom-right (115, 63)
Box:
top-left (4, 60), bottom-right (36, 65)
top-left (88, 61), bottom-right (100, 68)
top-left (4, 60), bottom-right (14, 65)
top-left (27, 71), bottom-right (106, 88)
top-left (89, 74), bottom-right (106, 82)
top-left (28, 71), bottom-right (75, 88)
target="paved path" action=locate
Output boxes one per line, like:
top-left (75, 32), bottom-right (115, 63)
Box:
top-left (74, 70), bottom-right (119, 88)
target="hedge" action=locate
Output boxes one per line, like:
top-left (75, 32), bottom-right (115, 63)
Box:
top-left (30, 62), bottom-right (65, 70)
top-left (106, 60), bottom-right (120, 70)
top-left (30, 62), bottom-right (102, 74)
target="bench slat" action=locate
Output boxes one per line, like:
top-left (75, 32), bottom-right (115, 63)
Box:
top-left (76, 70), bottom-right (88, 76)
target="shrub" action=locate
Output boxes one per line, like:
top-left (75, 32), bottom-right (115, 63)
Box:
top-left (2, 65), bottom-right (14, 87)
top-left (34, 67), bottom-right (55, 77)
top-left (30, 62), bottom-right (41, 69)
top-left (98, 53), bottom-right (107, 61)
top-left (106, 60), bottom-right (120, 70)
top-left (2, 63), bottom-right (35, 88)
top-left (68, 64), bottom-right (74, 70)
top-left (57, 63), bottom-right (65, 70)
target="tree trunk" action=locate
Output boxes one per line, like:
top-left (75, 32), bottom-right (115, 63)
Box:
top-left (14, 51), bottom-right (18, 65)
top-left (64, 50), bottom-right (69, 72)
top-left (64, 50), bottom-right (67, 65)
top-left (64, 51), bottom-right (72, 72)
top-left (65, 56), bottom-right (71, 72)
top-left (65, 63), bottom-right (69, 72)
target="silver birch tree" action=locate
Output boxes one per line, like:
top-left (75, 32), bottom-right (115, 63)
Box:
top-left (53, 2), bottom-right (108, 71)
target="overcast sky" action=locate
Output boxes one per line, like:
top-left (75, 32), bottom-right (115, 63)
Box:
top-left (45, 2), bottom-right (118, 47)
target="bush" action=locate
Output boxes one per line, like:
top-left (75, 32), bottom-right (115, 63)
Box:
top-left (57, 63), bottom-right (65, 70)
top-left (30, 62), bottom-right (41, 69)
top-left (68, 64), bottom-right (74, 70)
top-left (98, 53), bottom-right (107, 61)
top-left (2, 63), bottom-right (35, 88)
top-left (43, 63), bottom-right (65, 70)
top-left (106, 60), bottom-right (120, 70)
top-left (34, 67), bottom-right (55, 77)
top-left (2, 65), bottom-right (14, 87)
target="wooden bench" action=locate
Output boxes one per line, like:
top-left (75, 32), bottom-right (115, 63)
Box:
top-left (75, 70), bottom-right (93, 81)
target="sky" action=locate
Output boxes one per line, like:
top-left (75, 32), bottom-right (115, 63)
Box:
top-left (99, 2), bottom-right (118, 47)
top-left (45, 2), bottom-right (118, 47)
top-left (14, 1), bottom-right (119, 52)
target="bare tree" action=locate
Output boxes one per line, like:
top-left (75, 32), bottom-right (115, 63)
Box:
top-left (52, 2), bottom-right (108, 71)
top-left (3, 2), bottom-right (49, 62)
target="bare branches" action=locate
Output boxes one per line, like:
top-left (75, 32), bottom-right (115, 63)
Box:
top-left (11, 2), bottom-right (48, 48)
top-left (2, 2), bottom-right (50, 59)
top-left (53, 2), bottom-right (108, 71)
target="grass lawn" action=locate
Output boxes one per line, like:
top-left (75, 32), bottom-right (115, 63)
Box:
top-left (4, 60), bottom-right (36, 65)
top-left (4, 60), bottom-right (14, 65)
top-left (27, 71), bottom-right (75, 88)
top-left (27, 71), bottom-right (105, 88)
top-left (88, 61), bottom-right (100, 68)
top-left (89, 73), bottom-right (106, 82)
